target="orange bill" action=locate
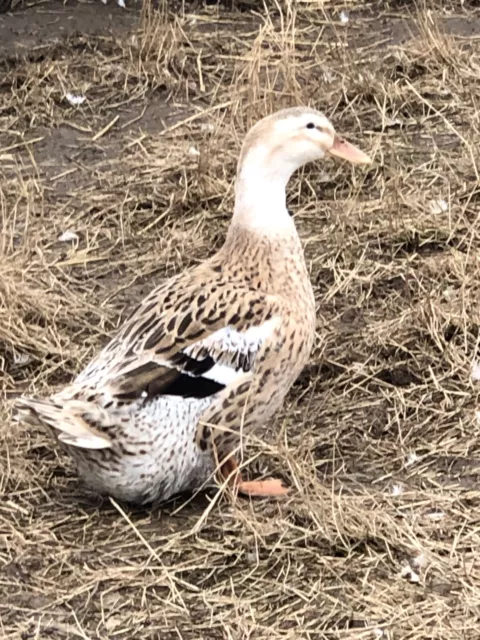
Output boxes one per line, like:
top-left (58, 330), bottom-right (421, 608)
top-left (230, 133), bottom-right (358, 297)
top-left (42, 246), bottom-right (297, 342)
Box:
top-left (328, 135), bottom-right (371, 165)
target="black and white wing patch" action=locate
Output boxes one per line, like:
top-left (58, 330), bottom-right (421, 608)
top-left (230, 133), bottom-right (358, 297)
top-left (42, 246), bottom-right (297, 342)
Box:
top-left (112, 318), bottom-right (279, 402)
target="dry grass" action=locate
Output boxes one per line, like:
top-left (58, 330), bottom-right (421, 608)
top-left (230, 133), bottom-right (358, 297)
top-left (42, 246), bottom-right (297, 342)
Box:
top-left (2, 0), bottom-right (480, 637)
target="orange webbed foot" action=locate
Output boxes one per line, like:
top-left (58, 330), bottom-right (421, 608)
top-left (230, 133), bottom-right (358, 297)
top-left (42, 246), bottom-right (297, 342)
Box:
top-left (236, 477), bottom-right (289, 497)
top-left (220, 457), bottom-right (289, 498)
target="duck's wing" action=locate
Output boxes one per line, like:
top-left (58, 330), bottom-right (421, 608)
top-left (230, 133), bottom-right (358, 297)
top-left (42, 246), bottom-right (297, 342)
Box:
top-left (100, 271), bottom-right (283, 403)
top-left (16, 267), bottom-right (284, 452)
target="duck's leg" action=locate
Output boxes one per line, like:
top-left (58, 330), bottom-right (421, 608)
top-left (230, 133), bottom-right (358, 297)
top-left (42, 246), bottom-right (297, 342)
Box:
top-left (220, 457), bottom-right (289, 497)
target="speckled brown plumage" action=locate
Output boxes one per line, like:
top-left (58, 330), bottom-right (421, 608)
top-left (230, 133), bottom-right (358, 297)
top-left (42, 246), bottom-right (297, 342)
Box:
top-left (15, 107), bottom-right (370, 504)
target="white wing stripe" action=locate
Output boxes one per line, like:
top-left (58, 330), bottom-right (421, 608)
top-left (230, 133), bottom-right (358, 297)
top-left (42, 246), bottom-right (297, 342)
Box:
top-left (201, 363), bottom-right (251, 385)
top-left (184, 317), bottom-right (280, 361)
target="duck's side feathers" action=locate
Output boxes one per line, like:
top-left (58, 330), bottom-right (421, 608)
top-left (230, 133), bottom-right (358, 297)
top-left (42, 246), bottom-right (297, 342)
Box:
top-left (15, 397), bottom-right (113, 450)
top-left (106, 315), bottom-right (281, 404)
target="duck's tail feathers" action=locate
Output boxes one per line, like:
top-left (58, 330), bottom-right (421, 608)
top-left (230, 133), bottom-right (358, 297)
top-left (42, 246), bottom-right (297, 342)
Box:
top-left (15, 397), bottom-right (113, 450)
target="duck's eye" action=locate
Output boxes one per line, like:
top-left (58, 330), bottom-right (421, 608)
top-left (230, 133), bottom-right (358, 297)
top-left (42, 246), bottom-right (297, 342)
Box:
top-left (306, 122), bottom-right (316, 130)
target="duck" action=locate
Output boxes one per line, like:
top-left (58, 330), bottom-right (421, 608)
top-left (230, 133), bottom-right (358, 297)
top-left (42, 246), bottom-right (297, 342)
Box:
top-left (15, 106), bottom-right (370, 505)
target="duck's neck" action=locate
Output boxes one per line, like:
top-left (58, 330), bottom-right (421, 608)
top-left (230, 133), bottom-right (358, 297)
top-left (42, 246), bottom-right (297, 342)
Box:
top-left (227, 145), bottom-right (299, 240)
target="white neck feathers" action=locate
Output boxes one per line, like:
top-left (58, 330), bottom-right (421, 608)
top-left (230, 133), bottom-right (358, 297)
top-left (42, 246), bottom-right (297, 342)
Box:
top-left (231, 143), bottom-right (298, 236)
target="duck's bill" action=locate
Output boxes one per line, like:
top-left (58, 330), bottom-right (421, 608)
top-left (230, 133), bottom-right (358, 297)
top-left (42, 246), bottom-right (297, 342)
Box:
top-left (328, 135), bottom-right (371, 164)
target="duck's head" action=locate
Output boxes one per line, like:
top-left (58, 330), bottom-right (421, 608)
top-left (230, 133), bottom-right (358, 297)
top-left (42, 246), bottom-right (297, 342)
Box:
top-left (238, 107), bottom-right (371, 182)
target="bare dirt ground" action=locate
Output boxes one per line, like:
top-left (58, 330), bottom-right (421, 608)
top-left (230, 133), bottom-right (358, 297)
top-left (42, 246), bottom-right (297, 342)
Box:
top-left (2, 0), bottom-right (480, 637)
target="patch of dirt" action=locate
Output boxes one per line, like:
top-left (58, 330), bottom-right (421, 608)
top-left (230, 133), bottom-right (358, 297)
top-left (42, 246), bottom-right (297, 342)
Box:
top-left (0, 0), bottom-right (135, 57)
